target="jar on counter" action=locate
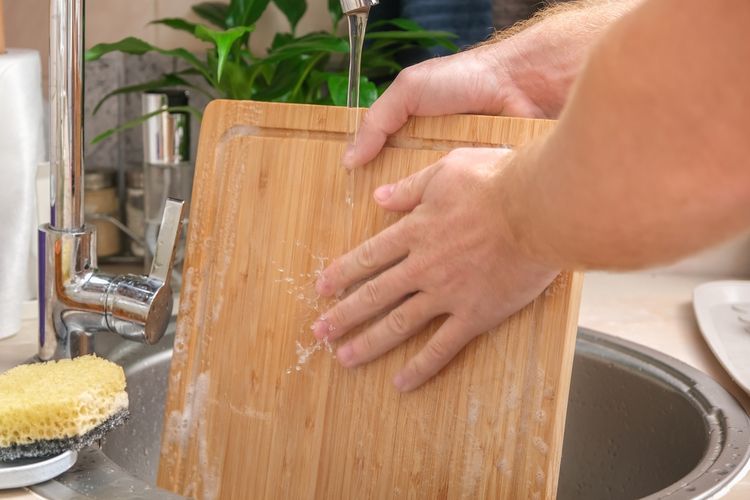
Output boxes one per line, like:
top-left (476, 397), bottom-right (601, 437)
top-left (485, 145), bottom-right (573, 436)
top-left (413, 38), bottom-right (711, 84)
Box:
top-left (84, 169), bottom-right (121, 258)
top-left (126, 168), bottom-right (146, 257)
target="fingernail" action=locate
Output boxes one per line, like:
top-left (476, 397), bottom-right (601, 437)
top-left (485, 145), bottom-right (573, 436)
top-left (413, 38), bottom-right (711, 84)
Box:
top-left (342, 146), bottom-right (356, 170)
top-left (337, 344), bottom-right (354, 367)
top-left (393, 373), bottom-right (407, 392)
top-left (374, 184), bottom-right (395, 203)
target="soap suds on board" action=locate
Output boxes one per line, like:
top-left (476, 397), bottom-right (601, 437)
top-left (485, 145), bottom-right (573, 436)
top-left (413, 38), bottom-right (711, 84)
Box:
top-left (272, 242), bottom-right (339, 375)
top-left (226, 402), bottom-right (272, 422)
top-left (461, 394), bottom-right (484, 498)
top-left (164, 372), bottom-right (220, 500)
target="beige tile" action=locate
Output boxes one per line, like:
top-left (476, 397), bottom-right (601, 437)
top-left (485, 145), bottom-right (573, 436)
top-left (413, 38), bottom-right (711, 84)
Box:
top-left (296, 0), bottom-right (334, 36)
top-left (155, 0), bottom-right (205, 51)
top-left (86, 0), bottom-right (158, 47)
top-left (3, 0), bottom-right (49, 90)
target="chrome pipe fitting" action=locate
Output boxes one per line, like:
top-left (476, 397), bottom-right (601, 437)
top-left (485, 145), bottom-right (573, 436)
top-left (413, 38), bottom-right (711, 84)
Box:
top-left (340, 0), bottom-right (379, 15)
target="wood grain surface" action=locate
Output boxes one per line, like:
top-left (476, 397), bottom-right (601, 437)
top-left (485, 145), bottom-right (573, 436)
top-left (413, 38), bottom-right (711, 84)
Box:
top-left (158, 100), bottom-right (583, 499)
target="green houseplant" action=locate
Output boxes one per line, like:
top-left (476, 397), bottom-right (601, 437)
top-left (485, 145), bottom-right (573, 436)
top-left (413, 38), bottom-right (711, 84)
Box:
top-left (86, 0), bottom-right (457, 143)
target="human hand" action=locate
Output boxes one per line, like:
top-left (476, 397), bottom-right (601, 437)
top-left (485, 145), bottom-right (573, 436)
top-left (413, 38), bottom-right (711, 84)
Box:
top-left (313, 148), bottom-right (559, 392)
top-left (343, 45), bottom-right (548, 169)
top-left (343, 0), bottom-right (636, 170)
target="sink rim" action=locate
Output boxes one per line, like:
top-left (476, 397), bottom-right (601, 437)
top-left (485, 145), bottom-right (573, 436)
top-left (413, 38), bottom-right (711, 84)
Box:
top-left (29, 327), bottom-right (750, 499)
top-left (574, 328), bottom-right (750, 499)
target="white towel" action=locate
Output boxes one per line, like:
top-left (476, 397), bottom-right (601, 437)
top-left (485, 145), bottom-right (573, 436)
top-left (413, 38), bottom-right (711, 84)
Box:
top-left (0, 49), bottom-right (44, 339)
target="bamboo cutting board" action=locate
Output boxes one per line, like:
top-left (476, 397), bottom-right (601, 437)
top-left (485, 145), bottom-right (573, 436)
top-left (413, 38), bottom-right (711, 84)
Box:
top-left (158, 100), bottom-right (583, 500)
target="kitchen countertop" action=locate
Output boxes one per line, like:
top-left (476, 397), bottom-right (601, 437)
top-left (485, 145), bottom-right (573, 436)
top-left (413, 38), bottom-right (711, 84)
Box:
top-left (1, 271), bottom-right (749, 499)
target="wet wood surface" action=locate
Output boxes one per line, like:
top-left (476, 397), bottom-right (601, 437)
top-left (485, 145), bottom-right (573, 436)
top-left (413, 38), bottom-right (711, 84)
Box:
top-left (159, 100), bottom-right (582, 499)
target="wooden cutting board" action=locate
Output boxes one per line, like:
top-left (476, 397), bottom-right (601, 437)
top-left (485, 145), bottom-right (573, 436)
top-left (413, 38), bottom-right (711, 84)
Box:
top-left (158, 100), bottom-right (583, 500)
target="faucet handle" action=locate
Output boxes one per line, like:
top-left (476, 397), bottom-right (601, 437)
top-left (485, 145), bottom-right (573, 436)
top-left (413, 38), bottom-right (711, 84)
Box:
top-left (103, 198), bottom-right (185, 345)
top-left (149, 198), bottom-right (185, 284)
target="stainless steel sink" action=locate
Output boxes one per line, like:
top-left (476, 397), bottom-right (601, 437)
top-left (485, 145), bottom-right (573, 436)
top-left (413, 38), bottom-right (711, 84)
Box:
top-left (30, 327), bottom-right (750, 499)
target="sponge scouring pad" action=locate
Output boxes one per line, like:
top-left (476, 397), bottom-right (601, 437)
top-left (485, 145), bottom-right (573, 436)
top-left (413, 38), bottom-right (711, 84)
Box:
top-left (0, 355), bottom-right (129, 461)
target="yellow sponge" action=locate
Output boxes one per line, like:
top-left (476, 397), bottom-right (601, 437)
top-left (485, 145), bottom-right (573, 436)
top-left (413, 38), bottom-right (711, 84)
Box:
top-left (0, 355), bottom-right (129, 461)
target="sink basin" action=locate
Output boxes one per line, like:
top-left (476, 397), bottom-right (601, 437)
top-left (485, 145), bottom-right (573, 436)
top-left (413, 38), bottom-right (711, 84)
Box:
top-left (30, 327), bottom-right (750, 499)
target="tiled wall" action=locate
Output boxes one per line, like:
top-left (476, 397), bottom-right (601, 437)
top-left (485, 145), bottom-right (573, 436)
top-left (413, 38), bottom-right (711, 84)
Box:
top-left (84, 51), bottom-right (212, 170)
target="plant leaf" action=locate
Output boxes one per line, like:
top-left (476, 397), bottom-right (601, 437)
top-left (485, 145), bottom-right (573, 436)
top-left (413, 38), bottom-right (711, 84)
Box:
top-left (359, 78), bottom-right (378, 107)
top-left (252, 58), bottom-right (306, 101)
top-left (270, 32), bottom-right (295, 50)
top-left (218, 59), bottom-right (256, 99)
top-left (85, 37), bottom-right (215, 84)
top-left (91, 105), bottom-right (203, 145)
top-left (92, 74), bottom-right (213, 115)
top-left (262, 33), bottom-right (348, 65)
top-left (368, 18), bottom-right (424, 32)
top-left (150, 17), bottom-right (199, 35)
top-left (227, 0), bottom-right (271, 27)
top-left (288, 52), bottom-right (327, 102)
top-left (361, 56), bottom-right (402, 75)
top-left (192, 2), bottom-right (230, 29)
top-left (368, 33), bottom-right (458, 52)
top-left (195, 25), bottom-right (255, 83)
top-left (273, 0), bottom-right (307, 33)
top-left (326, 74), bottom-right (378, 107)
top-left (367, 18), bottom-right (459, 51)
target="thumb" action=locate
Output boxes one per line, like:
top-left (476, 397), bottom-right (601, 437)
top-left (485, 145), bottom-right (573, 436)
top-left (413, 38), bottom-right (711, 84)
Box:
top-left (342, 73), bottom-right (416, 169)
top-left (373, 163), bottom-right (442, 212)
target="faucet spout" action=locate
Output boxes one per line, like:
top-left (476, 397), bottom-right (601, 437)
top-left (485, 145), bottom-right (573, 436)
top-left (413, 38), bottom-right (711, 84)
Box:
top-left (40, 0), bottom-right (184, 360)
top-left (340, 0), bottom-right (379, 15)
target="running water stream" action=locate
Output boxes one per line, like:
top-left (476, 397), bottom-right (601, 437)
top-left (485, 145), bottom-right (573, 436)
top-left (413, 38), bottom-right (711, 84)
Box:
top-left (284, 4), bottom-right (377, 375)
top-left (344, 8), bottom-right (371, 247)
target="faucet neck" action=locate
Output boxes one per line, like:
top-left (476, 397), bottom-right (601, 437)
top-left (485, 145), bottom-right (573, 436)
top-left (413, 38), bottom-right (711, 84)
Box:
top-left (50, 0), bottom-right (85, 231)
top-left (340, 0), bottom-right (379, 15)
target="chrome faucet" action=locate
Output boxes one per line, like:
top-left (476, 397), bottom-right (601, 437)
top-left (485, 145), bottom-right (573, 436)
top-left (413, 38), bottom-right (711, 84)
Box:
top-left (340, 0), bottom-right (379, 14)
top-left (39, 0), bottom-right (184, 360)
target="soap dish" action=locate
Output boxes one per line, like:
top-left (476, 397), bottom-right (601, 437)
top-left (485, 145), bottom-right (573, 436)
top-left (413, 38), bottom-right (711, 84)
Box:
top-left (693, 281), bottom-right (750, 396)
top-left (0, 450), bottom-right (77, 490)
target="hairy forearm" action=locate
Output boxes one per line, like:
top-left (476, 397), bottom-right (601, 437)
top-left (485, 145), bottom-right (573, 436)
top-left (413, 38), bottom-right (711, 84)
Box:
top-left (487, 0), bottom-right (642, 116)
top-left (504, 0), bottom-right (750, 270)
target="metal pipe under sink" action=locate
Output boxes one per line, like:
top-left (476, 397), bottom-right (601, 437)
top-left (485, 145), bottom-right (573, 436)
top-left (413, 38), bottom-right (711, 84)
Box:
top-left (39, 0), bottom-right (184, 361)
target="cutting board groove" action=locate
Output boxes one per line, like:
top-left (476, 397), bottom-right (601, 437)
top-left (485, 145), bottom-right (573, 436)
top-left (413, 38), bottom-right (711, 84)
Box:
top-left (158, 100), bottom-right (582, 500)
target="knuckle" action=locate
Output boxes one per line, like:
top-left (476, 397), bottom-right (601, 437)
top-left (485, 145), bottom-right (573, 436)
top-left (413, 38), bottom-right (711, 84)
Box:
top-left (405, 254), bottom-right (430, 281)
top-left (330, 257), bottom-right (347, 283)
top-left (360, 109), bottom-right (380, 131)
top-left (398, 175), bottom-right (415, 197)
top-left (447, 147), bottom-right (469, 159)
top-left (362, 279), bottom-right (380, 306)
top-left (396, 66), bottom-right (419, 87)
top-left (407, 356), bottom-right (430, 382)
top-left (356, 239), bottom-right (376, 269)
top-left (387, 308), bottom-right (410, 337)
top-left (329, 304), bottom-right (348, 330)
top-left (358, 331), bottom-right (375, 354)
top-left (425, 338), bottom-right (451, 363)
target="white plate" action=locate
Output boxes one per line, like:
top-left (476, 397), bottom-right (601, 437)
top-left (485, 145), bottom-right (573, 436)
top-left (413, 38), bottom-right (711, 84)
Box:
top-left (693, 280), bottom-right (750, 395)
top-left (0, 450), bottom-right (77, 489)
